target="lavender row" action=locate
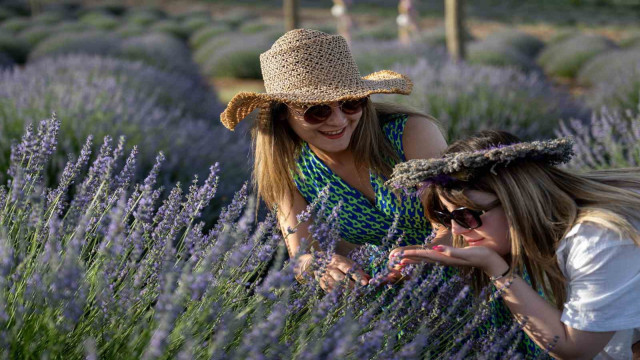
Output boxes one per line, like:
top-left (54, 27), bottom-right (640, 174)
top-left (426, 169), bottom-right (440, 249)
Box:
top-left (0, 117), bottom-right (528, 359)
top-left (0, 54), bottom-right (250, 202)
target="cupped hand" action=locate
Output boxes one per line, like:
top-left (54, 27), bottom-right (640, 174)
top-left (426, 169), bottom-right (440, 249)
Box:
top-left (391, 245), bottom-right (509, 276)
top-left (315, 253), bottom-right (371, 292)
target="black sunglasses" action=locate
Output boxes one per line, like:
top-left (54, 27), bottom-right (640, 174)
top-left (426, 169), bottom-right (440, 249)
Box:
top-left (287, 97), bottom-right (368, 124)
top-left (432, 200), bottom-right (501, 230)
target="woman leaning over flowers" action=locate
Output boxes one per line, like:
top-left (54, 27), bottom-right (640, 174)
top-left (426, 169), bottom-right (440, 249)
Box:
top-left (389, 130), bottom-right (640, 359)
top-left (220, 29), bottom-right (449, 291)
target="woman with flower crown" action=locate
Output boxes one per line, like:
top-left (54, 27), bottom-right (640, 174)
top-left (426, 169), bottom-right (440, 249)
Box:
top-left (219, 29), bottom-right (449, 291)
top-left (388, 130), bottom-right (640, 359)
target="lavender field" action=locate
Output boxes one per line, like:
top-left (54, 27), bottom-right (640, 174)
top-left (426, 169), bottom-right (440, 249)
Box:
top-left (1, 0), bottom-right (640, 358)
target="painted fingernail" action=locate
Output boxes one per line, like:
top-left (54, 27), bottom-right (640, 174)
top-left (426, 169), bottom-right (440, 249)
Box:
top-left (390, 253), bottom-right (399, 258)
top-left (432, 245), bottom-right (444, 251)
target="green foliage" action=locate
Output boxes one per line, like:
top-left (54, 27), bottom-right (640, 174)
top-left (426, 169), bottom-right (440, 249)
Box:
top-left (537, 34), bottom-right (616, 78)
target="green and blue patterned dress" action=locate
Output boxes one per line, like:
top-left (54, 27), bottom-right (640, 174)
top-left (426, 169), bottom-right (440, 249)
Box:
top-left (293, 113), bottom-right (431, 246)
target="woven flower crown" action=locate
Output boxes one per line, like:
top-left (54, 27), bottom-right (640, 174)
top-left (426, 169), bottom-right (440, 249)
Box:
top-left (386, 137), bottom-right (575, 189)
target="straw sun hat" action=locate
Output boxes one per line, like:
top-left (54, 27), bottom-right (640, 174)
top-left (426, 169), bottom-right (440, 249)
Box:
top-left (220, 28), bottom-right (414, 130)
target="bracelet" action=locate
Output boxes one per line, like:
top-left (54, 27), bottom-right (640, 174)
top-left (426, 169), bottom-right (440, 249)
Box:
top-left (489, 265), bottom-right (511, 282)
top-left (494, 274), bottom-right (517, 297)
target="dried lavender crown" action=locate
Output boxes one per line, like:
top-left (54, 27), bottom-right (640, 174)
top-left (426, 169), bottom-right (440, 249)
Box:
top-left (387, 137), bottom-right (575, 189)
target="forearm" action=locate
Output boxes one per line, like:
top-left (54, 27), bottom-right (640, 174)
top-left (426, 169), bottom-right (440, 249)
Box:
top-left (494, 275), bottom-right (609, 359)
top-left (493, 276), bottom-right (568, 356)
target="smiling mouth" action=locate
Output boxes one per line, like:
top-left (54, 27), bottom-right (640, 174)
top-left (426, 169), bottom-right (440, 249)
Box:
top-left (319, 128), bottom-right (346, 136)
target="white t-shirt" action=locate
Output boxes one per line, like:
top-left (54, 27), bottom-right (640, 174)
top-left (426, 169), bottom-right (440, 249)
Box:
top-left (556, 221), bottom-right (640, 359)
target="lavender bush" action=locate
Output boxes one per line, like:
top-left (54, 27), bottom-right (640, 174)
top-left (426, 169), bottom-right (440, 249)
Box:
top-left (17, 25), bottom-right (52, 46)
top-left (351, 40), bottom-right (447, 76)
top-left (585, 63), bottom-right (640, 112)
top-left (536, 34), bottom-right (616, 78)
top-left (467, 40), bottom-right (540, 73)
top-left (0, 55), bottom-right (248, 201)
top-left (78, 11), bottom-right (120, 30)
top-left (0, 51), bottom-right (13, 68)
top-left (28, 31), bottom-right (122, 62)
top-left (384, 58), bottom-right (583, 141)
top-left (0, 28), bottom-right (29, 62)
top-left (196, 33), bottom-right (276, 79)
top-left (0, 117), bottom-right (534, 359)
top-left (150, 19), bottom-right (190, 40)
top-left (0, 16), bottom-right (30, 32)
top-left (557, 105), bottom-right (640, 169)
top-left (481, 30), bottom-right (545, 58)
top-left (119, 33), bottom-right (200, 79)
top-left (123, 8), bottom-right (161, 27)
top-left (188, 24), bottom-right (230, 50)
top-left (577, 48), bottom-right (640, 86)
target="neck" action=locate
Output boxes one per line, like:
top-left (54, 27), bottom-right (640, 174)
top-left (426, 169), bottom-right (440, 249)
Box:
top-left (309, 144), bottom-right (354, 167)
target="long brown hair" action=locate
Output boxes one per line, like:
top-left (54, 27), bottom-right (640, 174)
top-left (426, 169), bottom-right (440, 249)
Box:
top-left (252, 100), bottom-right (436, 208)
top-left (423, 130), bottom-right (640, 308)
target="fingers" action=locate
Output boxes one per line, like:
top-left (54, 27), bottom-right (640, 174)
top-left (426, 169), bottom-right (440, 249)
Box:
top-left (332, 255), bottom-right (370, 285)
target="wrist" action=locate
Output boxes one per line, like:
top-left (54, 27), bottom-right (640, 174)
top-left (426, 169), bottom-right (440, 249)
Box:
top-left (483, 254), bottom-right (510, 279)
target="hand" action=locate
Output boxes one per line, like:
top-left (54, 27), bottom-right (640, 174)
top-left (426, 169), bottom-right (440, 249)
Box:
top-left (391, 245), bottom-right (509, 278)
top-left (312, 253), bottom-right (371, 292)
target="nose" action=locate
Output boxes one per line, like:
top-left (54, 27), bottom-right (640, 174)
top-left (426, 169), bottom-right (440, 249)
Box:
top-left (450, 220), bottom-right (471, 236)
top-left (324, 103), bottom-right (348, 125)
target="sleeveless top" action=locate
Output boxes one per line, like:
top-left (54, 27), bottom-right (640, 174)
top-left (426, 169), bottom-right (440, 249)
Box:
top-left (292, 113), bottom-right (432, 246)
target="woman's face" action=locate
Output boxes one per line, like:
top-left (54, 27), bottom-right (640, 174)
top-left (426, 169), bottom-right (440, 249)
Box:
top-left (438, 190), bottom-right (511, 256)
top-left (285, 101), bottom-right (363, 155)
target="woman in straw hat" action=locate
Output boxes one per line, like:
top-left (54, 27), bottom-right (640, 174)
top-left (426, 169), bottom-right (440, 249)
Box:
top-left (220, 29), bottom-right (448, 291)
top-left (388, 130), bottom-right (640, 359)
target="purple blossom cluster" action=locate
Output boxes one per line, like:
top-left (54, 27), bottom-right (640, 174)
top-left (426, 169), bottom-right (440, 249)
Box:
top-left (0, 117), bottom-right (537, 359)
top-left (557, 105), bottom-right (640, 169)
top-left (0, 54), bottom-right (250, 201)
top-left (382, 58), bottom-right (584, 141)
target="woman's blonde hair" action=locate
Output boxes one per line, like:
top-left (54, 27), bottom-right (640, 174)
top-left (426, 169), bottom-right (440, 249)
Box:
top-left (252, 100), bottom-right (434, 208)
top-left (423, 130), bottom-right (640, 308)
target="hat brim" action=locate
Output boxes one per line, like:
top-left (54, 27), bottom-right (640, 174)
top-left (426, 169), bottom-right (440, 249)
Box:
top-left (220, 70), bottom-right (412, 130)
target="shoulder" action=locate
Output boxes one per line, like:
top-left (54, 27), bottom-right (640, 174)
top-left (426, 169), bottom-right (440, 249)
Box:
top-left (558, 221), bottom-right (640, 332)
top-left (402, 114), bottom-right (448, 160)
top-left (557, 221), bottom-right (640, 277)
